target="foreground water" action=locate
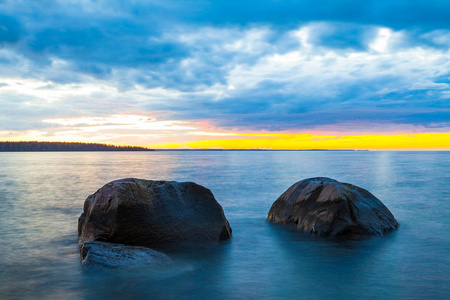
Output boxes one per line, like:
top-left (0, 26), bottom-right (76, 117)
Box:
top-left (0, 151), bottom-right (449, 299)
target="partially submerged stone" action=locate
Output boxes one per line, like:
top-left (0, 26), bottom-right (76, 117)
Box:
top-left (267, 177), bottom-right (399, 237)
top-left (78, 178), bottom-right (232, 249)
top-left (80, 241), bottom-right (171, 268)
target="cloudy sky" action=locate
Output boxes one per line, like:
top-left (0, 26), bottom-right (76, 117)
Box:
top-left (0, 0), bottom-right (449, 149)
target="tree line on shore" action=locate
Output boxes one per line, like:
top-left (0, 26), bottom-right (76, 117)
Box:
top-left (0, 141), bottom-right (154, 151)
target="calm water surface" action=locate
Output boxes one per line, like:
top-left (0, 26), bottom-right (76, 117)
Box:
top-left (0, 151), bottom-right (449, 299)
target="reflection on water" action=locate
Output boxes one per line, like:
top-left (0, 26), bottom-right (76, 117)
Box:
top-left (0, 151), bottom-right (449, 299)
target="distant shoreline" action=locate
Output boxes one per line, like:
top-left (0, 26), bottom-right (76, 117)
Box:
top-left (0, 141), bottom-right (154, 152)
top-left (153, 149), bottom-right (366, 151)
top-left (0, 141), bottom-right (368, 152)
top-left (3, 142), bottom-right (447, 151)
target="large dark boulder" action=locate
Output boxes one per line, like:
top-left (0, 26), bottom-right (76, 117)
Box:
top-left (267, 177), bottom-right (399, 237)
top-left (78, 179), bottom-right (232, 248)
top-left (80, 241), bottom-right (172, 268)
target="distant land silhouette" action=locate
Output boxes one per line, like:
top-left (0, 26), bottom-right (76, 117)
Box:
top-left (156, 149), bottom-right (363, 151)
top-left (0, 141), bottom-right (154, 151)
top-left (0, 141), bottom-right (366, 152)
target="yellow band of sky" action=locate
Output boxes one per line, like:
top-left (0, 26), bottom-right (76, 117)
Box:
top-left (149, 133), bottom-right (450, 150)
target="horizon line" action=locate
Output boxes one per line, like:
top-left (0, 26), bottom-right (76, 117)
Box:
top-left (2, 140), bottom-right (450, 152)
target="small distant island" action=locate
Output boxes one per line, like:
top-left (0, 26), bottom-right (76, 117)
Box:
top-left (0, 141), bottom-right (154, 152)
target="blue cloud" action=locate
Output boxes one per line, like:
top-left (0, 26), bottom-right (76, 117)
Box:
top-left (0, 0), bottom-right (449, 134)
top-left (0, 14), bottom-right (21, 44)
top-left (193, 0), bottom-right (450, 29)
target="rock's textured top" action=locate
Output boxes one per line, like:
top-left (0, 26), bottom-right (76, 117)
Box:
top-left (80, 241), bottom-right (172, 268)
top-left (78, 178), bottom-right (232, 248)
top-left (267, 177), bottom-right (399, 237)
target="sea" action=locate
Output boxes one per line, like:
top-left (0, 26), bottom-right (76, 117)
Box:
top-left (0, 151), bottom-right (449, 299)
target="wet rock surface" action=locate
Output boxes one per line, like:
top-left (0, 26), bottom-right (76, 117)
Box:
top-left (78, 178), bottom-right (232, 249)
top-left (80, 241), bottom-right (172, 268)
top-left (267, 177), bottom-right (399, 237)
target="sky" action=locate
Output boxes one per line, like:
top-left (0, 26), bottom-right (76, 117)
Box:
top-left (0, 0), bottom-right (449, 150)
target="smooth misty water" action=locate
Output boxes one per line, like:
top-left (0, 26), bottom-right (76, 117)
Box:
top-left (0, 151), bottom-right (449, 299)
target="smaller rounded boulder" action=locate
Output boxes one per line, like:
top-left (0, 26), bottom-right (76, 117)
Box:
top-left (78, 178), bottom-right (232, 248)
top-left (267, 177), bottom-right (399, 237)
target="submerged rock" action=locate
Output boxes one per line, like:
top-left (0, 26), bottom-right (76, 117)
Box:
top-left (267, 177), bottom-right (399, 237)
top-left (80, 241), bottom-right (171, 268)
top-left (78, 178), bottom-right (232, 248)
